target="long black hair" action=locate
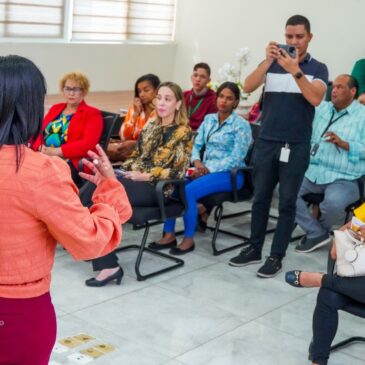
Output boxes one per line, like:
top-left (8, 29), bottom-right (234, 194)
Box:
top-left (134, 73), bottom-right (160, 97)
top-left (0, 55), bottom-right (46, 170)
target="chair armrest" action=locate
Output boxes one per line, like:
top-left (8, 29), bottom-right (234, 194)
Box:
top-left (155, 179), bottom-right (187, 221)
top-left (230, 166), bottom-right (253, 202)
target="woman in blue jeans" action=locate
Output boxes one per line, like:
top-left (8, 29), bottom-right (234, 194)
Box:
top-left (285, 219), bottom-right (365, 365)
top-left (148, 82), bottom-right (252, 255)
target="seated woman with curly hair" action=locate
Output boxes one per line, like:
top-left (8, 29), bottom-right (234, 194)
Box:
top-left (32, 72), bottom-right (103, 187)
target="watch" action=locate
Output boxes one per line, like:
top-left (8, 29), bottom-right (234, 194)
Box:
top-left (294, 71), bottom-right (303, 79)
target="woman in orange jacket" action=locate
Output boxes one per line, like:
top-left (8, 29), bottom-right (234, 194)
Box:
top-left (0, 55), bottom-right (132, 365)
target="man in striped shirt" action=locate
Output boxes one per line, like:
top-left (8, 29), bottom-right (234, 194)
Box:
top-left (295, 75), bottom-right (365, 253)
top-left (229, 15), bottom-right (328, 277)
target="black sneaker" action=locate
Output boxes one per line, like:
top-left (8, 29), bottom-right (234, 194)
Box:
top-left (229, 244), bottom-right (262, 267)
top-left (295, 233), bottom-right (331, 253)
top-left (256, 256), bottom-right (282, 278)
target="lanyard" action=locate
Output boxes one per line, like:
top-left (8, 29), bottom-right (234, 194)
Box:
top-left (320, 109), bottom-right (348, 138)
top-left (187, 94), bottom-right (204, 118)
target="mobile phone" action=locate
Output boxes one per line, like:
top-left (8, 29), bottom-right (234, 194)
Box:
top-left (277, 44), bottom-right (296, 58)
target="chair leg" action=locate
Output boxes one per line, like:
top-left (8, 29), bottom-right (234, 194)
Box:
top-left (116, 223), bottom-right (184, 281)
top-left (330, 336), bottom-right (365, 352)
top-left (208, 205), bottom-right (250, 256)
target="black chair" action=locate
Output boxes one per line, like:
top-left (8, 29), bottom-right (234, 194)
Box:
top-left (197, 123), bottom-right (277, 255)
top-left (78, 110), bottom-right (119, 172)
top-left (79, 178), bottom-right (186, 281)
top-left (99, 111), bottom-right (121, 150)
top-left (198, 166), bottom-right (255, 255)
top-left (110, 115), bottom-right (124, 140)
top-left (78, 111), bottom-right (120, 201)
top-left (113, 179), bottom-right (186, 281)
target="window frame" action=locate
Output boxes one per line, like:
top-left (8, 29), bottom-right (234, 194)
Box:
top-left (0, 0), bottom-right (177, 44)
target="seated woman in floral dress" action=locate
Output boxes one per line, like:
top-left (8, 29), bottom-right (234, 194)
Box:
top-left (149, 82), bottom-right (253, 255)
top-left (85, 81), bottom-right (193, 287)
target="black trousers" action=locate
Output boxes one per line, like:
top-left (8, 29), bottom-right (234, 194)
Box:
top-left (249, 139), bottom-right (310, 258)
top-left (92, 177), bottom-right (158, 271)
top-left (311, 275), bottom-right (365, 365)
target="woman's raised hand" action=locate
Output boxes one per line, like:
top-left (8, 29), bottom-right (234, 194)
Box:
top-left (79, 144), bottom-right (116, 185)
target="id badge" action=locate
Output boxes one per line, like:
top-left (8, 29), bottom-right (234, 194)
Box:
top-left (279, 143), bottom-right (290, 163)
top-left (310, 143), bottom-right (319, 156)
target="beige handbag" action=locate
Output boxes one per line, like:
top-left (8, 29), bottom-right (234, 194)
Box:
top-left (334, 229), bottom-right (365, 277)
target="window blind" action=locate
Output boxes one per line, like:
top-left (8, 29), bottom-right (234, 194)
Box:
top-left (72, 0), bottom-right (176, 42)
top-left (0, 0), bottom-right (64, 38)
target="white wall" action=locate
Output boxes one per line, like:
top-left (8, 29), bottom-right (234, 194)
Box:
top-left (173, 0), bottom-right (365, 101)
top-left (0, 43), bottom-right (176, 94)
top-left (1, 0), bottom-right (363, 97)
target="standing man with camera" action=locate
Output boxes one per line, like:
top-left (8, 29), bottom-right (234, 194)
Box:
top-left (229, 15), bottom-right (329, 277)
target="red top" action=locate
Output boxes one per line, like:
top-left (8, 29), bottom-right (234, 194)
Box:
top-left (0, 146), bottom-right (132, 298)
top-left (32, 100), bottom-right (103, 170)
top-left (184, 88), bottom-right (217, 131)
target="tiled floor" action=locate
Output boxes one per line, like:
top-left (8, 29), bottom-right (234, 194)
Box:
top-left (50, 202), bottom-right (365, 365)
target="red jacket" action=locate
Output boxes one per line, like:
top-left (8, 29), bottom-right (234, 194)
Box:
top-left (32, 100), bottom-right (103, 170)
top-left (184, 88), bottom-right (217, 131)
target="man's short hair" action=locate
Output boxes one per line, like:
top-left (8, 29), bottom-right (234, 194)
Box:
top-left (345, 74), bottom-right (359, 98)
top-left (286, 15), bottom-right (311, 33)
top-left (193, 62), bottom-right (211, 77)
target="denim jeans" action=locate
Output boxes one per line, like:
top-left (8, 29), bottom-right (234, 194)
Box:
top-left (164, 171), bottom-right (244, 238)
top-left (311, 275), bottom-right (365, 365)
top-left (296, 177), bottom-right (360, 239)
top-left (249, 139), bottom-right (310, 258)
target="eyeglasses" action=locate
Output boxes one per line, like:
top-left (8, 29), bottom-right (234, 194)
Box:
top-left (63, 87), bottom-right (83, 94)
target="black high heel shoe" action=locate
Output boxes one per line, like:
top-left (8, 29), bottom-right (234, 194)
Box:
top-left (85, 266), bottom-right (124, 287)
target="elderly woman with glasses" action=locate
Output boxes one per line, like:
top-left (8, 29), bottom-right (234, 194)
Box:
top-left (32, 72), bottom-right (103, 186)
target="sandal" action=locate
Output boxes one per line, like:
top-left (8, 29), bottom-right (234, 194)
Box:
top-left (285, 270), bottom-right (303, 287)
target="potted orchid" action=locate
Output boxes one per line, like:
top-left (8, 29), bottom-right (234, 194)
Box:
top-left (209, 47), bottom-right (251, 102)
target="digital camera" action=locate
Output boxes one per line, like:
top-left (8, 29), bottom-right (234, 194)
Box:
top-left (278, 44), bottom-right (296, 58)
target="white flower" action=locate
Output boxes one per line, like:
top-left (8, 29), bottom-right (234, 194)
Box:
top-left (218, 63), bottom-right (238, 83)
top-left (235, 47), bottom-right (250, 65)
top-left (209, 46), bottom-right (250, 100)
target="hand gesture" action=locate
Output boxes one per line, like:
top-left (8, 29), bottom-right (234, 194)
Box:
top-left (324, 132), bottom-right (348, 150)
top-left (133, 97), bottom-right (143, 115)
top-left (265, 42), bottom-right (280, 63)
top-left (79, 144), bottom-right (116, 185)
top-left (191, 160), bottom-right (209, 180)
top-left (122, 170), bottom-right (150, 181)
top-left (277, 47), bottom-right (300, 75)
top-left (39, 145), bottom-right (63, 157)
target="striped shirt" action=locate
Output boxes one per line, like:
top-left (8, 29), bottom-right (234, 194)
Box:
top-left (306, 100), bottom-right (365, 184)
top-left (260, 53), bottom-right (328, 143)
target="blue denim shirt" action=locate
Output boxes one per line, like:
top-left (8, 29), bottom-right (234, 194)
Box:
top-left (191, 112), bottom-right (252, 173)
top-left (306, 100), bottom-right (365, 184)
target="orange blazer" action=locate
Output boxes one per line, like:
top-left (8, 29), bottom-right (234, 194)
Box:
top-left (0, 146), bottom-right (132, 298)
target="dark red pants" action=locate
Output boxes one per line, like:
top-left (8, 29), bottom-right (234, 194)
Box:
top-left (0, 292), bottom-right (57, 365)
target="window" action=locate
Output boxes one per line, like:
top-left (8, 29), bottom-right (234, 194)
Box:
top-left (0, 0), bottom-right (176, 43)
top-left (0, 0), bottom-right (64, 38)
